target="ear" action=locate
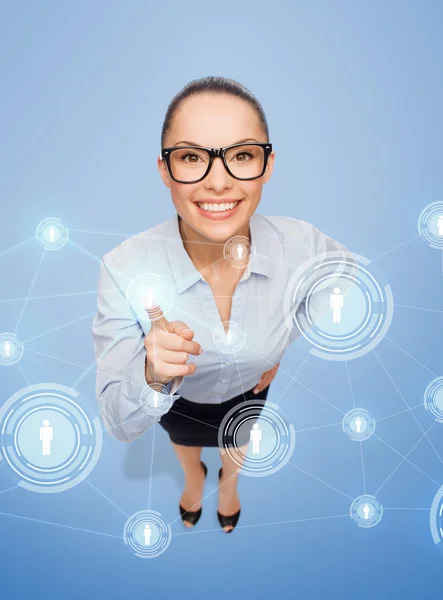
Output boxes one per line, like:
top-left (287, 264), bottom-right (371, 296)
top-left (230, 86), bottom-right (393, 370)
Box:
top-left (157, 155), bottom-right (172, 189)
top-left (262, 150), bottom-right (275, 185)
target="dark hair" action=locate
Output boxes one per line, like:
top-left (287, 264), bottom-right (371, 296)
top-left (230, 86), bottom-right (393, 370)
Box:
top-left (161, 76), bottom-right (269, 149)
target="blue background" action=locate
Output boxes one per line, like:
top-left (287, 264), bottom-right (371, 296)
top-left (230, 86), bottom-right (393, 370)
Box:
top-left (1, 1), bottom-right (442, 598)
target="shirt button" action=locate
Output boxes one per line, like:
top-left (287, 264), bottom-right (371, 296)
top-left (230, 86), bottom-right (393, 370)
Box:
top-left (221, 379), bottom-right (227, 384)
top-left (224, 361), bottom-right (230, 366)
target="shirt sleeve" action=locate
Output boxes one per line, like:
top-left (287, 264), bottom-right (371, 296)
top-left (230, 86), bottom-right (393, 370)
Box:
top-left (92, 255), bottom-right (182, 443)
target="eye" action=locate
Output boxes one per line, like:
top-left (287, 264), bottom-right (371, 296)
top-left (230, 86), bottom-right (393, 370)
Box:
top-left (234, 151), bottom-right (254, 162)
top-left (181, 152), bottom-right (202, 163)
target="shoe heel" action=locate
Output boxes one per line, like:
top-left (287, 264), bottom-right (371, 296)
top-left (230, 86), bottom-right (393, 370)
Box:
top-left (179, 460), bottom-right (208, 527)
top-left (217, 467), bottom-right (241, 533)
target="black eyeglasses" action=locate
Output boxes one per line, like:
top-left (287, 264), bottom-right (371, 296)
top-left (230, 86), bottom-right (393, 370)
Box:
top-left (161, 142), bottom-right (272, 184)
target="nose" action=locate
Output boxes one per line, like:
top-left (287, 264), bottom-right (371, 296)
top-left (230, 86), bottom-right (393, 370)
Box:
top-left (205, 155), bottom-right (232, 188)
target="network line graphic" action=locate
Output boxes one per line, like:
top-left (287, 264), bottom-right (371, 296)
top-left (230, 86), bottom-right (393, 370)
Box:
top-left (0, 207), bottom-right (443, 558)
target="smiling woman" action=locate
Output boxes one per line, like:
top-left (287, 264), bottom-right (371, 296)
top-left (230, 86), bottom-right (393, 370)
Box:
top-left (92, 75), bottom-right (349, 534)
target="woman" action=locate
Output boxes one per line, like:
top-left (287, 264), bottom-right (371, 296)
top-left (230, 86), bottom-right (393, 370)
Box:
top-left (92, 76), bottom-right (348, 533)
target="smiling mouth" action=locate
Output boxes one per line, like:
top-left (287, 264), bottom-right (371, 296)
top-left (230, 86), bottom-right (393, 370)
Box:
top-left (195, 200), bottom-right (241, 213)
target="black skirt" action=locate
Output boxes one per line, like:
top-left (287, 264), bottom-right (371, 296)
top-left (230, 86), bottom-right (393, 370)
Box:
top-left (158, 384), bottom-right (271, 447)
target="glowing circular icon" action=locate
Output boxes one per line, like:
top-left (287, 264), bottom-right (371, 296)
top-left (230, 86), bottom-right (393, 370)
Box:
top-left (126, 274), bottom-right (173, 321)
top-left (224, 235), bottom-right (256, 268)
top-left (424, 377), bottom-right (443, 423)
top-left (0, 333), bottom-right (24, 366)
top-left (218, 400), bottom-right (295, 477)
top-left (350, 495), bottom-right (383, 527)
top-left (36, 218), bottom-right (69, 251)
top-left (212, 321), bottom-right (245, 354)
top-left (140, 383), bottom-right (174, 417)
top-left (343, 408), bottom-right (376, 441)
top-left (418, 202), bottom-right (443, 249)
top-left (123, 510), bottom-right (172, 558)
top-left (283, 250), bottom-right (393, 361)
top-left (0, 383), bottom-right (102, 493)
top-left (430, 485), bottom-right (443, 555)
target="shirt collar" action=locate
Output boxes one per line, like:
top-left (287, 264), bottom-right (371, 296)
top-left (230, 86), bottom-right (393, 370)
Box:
top-left (166, 212), bottom-right (276, 295)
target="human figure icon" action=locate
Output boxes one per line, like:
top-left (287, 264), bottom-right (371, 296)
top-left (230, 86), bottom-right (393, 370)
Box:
top-left (4, 341), bottom-right (11, 357)
top-left (330, 287), bottom-right (344, 323)
top-left (145, 287), bottom-right (154, 309)
top-left (250, 422), bottom-right (262, 455)
top-left (438, 215), bottom-right (443, 236)
top-left (143, 523), bottom-right (152, 545)
top-left (40, 419), bottom-right (54, 456)
top-left (355, 417), bottom-right (362, 433)
top-left (48, 227), bottom-right (56, 242)
top-left (226, 329), bottom-right (232, 345)
top-left (363, 503), bottom-right (370, 519)
top-left (236, 244), bottom-right (244, 260)
top-left (152, 391), bottom-right (160, 407)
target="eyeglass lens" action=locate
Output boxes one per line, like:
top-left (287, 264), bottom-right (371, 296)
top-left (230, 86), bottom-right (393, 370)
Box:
top-left (168, 145), bottom-right (266, 182)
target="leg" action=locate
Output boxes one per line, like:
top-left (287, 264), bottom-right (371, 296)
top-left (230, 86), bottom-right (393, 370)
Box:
top-left (171, 441), bottom-right (205, 528)
top-left (218, 441), bottom-right (248, 532)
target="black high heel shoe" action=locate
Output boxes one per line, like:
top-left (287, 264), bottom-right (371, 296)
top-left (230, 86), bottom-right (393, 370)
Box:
top-left (179, 460), bottom-right (208, 527)
top-left (217, 467), bottom-right (241, 533)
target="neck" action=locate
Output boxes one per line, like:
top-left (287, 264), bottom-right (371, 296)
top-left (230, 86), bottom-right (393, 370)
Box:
top-left (178, 214), bottom-right (250, 274)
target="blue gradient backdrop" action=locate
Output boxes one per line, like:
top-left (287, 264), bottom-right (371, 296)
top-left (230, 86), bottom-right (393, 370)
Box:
top-left (1, 1), bottom-right (442, 598)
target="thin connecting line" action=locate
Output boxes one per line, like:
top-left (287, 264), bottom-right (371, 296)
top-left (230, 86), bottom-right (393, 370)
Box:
top-left (294, 422), bottom-right (342, 433)
top-left (368, 234), bottom-right (420, 263)
top-left (394, 304), bottom-right (443, 314)
top-left (373, 426), bottom-right (441, 495)
top-left (0, 510), bottom-right (122, 540)
top-left (17, 363), bottom-right (31, 386)
top-left (246, 344), bottom-right (345, 415)
top-left (14, 249), bottom-right (46, 334)
top-left (84, 480), bottom-right (129, 518)
top-left (0, 237), bottom-right (34, 259)
top-left (0, 485), bottom-right (19, 497)
top-left (22, 291), bottom-right (126, 344)
top-left (23, 310), bottom-right (98, 344)
top-left (373, 350), bottom-right (443, 467)
top-left (0, 290), bottom-right (104, 304)
top-left (72, 361), bottom-right (96, 388)
top-left (345, 362), bottom-right (366, 492)
top-left (384, 507), bottom-right (430, 511)
top-left (345, 361), bottom-right (356, 409)
top-left (384, 336), bottom-right (436, 377)
top-left (287, 461), bottom-right (353, 501)
top-left (69, 229), bottom-right (134, 237)
top-left (359, 442), bottom-right (367, 494)
top-left (377, 404), bottom-right (423, 422)
top-left (24, 346), bottom-right (184, 403)
top-left (23, 294), bottom-right (130, 344)
top-left (171, 513), bottom-right (350, 535)
top-left (24, 348), bottom-right (143, 398)
top-left (274, 354), bottom-right (309, 406)
top-left (69, 239), bottom-right (102, 263)
top-left (147, 424), bottom-right (156, 510)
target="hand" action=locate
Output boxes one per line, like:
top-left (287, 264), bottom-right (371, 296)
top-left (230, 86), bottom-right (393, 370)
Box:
top-left (144, 303), bottom-right (202, 389)
top-left (253, 362), bottom-right (280, 394)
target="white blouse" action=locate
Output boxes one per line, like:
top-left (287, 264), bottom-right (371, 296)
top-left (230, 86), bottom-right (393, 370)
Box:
top-left (92, 212), bottom-right (348, 442)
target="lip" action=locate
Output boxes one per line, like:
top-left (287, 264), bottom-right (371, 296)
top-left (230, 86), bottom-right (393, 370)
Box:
top-left (193, 199), bottom-right (243, 220)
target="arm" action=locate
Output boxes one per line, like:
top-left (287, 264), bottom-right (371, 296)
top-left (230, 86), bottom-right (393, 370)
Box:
top-left (92, 256), bottom-right (181, 443)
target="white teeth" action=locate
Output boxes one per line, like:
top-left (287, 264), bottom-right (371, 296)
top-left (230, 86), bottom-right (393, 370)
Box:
top-left (197, 201), bottom-right (239, 212)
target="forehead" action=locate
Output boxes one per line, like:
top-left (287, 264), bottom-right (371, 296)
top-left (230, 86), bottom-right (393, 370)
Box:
top-left (168, 93), bottom-right (263, 146)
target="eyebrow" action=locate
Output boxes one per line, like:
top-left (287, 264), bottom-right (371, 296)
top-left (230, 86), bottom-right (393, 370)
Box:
top-left (173, 138), bottom-right (260, 147)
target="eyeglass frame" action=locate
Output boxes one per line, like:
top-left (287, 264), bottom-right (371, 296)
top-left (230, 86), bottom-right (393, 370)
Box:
top-left (160, 142), bottom-right (273, 184)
